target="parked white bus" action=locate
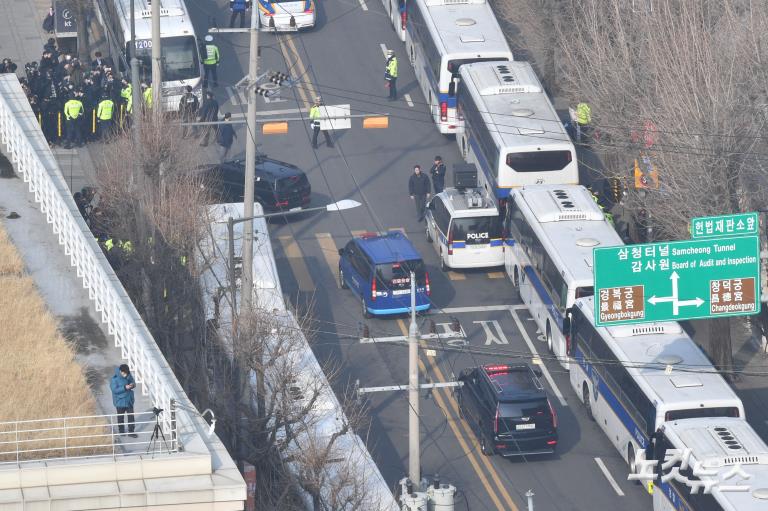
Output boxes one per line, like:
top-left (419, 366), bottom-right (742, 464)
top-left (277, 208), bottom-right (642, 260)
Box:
top-left (101, 0), bottom-right (202, 111)
top-left (504, 185), bottom-right (621, 366)
top-left (457, 61), bottom-right (578, 200)
top-left (380, 0), bottom-right (407, 41)
top-left (405, 0), bottom-right (513, 134)
top-left (649, 417), bottom-right (768, 511)
top-left (567, 297), bottom-right (745, 484)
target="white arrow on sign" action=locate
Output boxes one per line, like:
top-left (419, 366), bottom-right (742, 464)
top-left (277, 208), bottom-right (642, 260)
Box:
top-left (647, 271), bottom-right (704, 315)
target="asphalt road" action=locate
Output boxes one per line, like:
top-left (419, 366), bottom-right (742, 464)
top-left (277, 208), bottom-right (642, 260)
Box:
top-left (187, 1), bottom-right (652, 509)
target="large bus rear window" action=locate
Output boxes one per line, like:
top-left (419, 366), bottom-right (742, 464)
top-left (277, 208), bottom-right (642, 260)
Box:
top-left (506, 150), bottom-right (572, 173)
top-left (665, 407), bottom-right (740, 421)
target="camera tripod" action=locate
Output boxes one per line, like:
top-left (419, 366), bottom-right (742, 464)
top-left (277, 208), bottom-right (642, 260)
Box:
top-left (146, 407), bottom-right (172, 456)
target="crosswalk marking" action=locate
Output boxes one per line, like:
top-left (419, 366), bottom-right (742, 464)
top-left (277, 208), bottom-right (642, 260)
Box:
top-left (276, 236), bottom-right (315, 292)
top-left (315, 233), bottom-right (341, 287)
top-left (487, 271), bottom-right (505, 279)
top-left (350, 230), bottom-right (370, 237)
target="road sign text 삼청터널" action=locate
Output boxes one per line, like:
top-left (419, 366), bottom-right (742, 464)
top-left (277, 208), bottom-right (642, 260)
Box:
top-left (593, 236), bottom-right (760, 325)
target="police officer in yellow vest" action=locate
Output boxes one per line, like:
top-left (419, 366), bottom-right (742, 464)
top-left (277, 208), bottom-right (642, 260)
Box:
top-left (202, 35), bottom-right (220, 89)
top-left (97, 94), bottom-right (115, 140)
top-left (385, 49), bottom-right (398, 100)
top-left (309, 96), bottom-right (333, 149)
top-left (576, 102), bottom-right (592, 142)
top-left (120, 79), bottom-right (132, 118)
top-left (142, 82), bottom-right (152, 110)
top-left (63, 91), bottom-right (84, 148)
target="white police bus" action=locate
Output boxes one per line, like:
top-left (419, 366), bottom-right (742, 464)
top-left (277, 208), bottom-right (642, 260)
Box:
top-left (101, 0), bottom-right (202, 111)
top-left (457, 61), bottom-right (578, 200)
top-left (649, 417), bottom-right (768, 511)
top-left (405, 0), bottom-right (513, 134)
top-left (380, 0), bottom-right (407, 41)
top-left (567, 296), bottom-right (745, 483)
top-left (505, 185), bottom-right (622, 366)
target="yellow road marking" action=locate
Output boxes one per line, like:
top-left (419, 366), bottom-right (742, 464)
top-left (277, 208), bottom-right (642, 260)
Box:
top-left (487, 271), bottom-right (506, 279)
top-left (351, 230), bottom-right (371, 237)
top-left (447, 271), bottom-right (467, 281)
top-left (315, 233), bottom-right (340, 286)
top-left (277, 236), bottom-right (315, 292)
top-left (396, 320), bottom-right (507, 511)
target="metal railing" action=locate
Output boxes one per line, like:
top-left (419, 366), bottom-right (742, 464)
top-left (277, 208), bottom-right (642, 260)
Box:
top-left (0, 76), bottom-right (182, 460)
top-left (0, 406), bottom-right (178, 465)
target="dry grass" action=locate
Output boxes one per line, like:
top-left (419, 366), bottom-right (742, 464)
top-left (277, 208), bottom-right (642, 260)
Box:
top-left (0, 221), bottom-right (104, 462)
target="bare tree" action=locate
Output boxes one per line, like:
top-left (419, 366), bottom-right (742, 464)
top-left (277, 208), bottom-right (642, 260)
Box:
top-left (71, 0), bottom-right (92, 63)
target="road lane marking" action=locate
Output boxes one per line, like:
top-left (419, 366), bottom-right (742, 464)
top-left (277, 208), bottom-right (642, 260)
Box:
top-left (510, 308), bottom-right (567, 406)
top-left (351, 230), bottom-right (370, 237)
top-left (315, 233), bottom-right (340, 286)
top-left (404, 94), bottom-right (414, 107)
top-left (224, 86), bottom-right (240, 106)
top-left (447, 271), bottom-right (467, 281)
top-left (358, 0), bottom-right (369, 11)
top-left (439, 305), bottom-right (524, 313)
top-left (487, 271), bottom-right (505, 279)
top-left (595, 457), bottom-right (625, 496)
top-left (395, 320), bottom-right (508, 511)
top-left (278, 35), bottom-right (314, 108)
top-left (379, 43), bottom-right (389, 58)
top-left (277, 236), bottom-right (315, 292)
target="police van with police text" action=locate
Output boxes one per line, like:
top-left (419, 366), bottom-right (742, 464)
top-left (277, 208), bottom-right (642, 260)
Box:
top-left (425, 187), bottom-right (503, 271)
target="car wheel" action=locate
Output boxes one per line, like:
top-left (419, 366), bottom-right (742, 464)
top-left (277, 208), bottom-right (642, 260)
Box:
top-left (361, 299), bottom-right (371, 319)
top-left (426, 224), bottom-right (432, 243)
top-left (338, 267), bottom-right (347, 289)
top-left (546, 322), bottom-right (553, 354)
top-left (440, 251), bottom-right (449, 272)
top-left (583, 382), bottom-right (594, 421)
top-left (480, 434), bottom-right (494, 457)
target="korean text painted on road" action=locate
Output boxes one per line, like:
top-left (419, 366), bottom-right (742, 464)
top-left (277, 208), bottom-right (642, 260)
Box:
top-left (593, 236), bottom-right (761, 325)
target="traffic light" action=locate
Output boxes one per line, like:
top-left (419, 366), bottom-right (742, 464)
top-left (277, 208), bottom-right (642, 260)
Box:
top-left (609, 177), bottom-right (625, 203)
top-left (268, 71), bottom-right (291, 86)
top-left (633, 153), bottom-right (659, 189)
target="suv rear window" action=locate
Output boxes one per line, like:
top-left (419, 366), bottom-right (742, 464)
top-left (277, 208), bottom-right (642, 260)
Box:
top-left (375, 259), bottom-right (426, 290)
top-left (498, 399), bottom-right (549, 418)
top-left (276, 174), bottom-right (309, 192)
top-left (506, 150), bottom-right (572, 173)
top-left (451, 216), bottom-right (502, 245)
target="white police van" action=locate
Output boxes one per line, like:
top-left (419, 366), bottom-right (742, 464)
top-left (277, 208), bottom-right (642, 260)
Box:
top-left (425, 187), bottom-right (504, 271)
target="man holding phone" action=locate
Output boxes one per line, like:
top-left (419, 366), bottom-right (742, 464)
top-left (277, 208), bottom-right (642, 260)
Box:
top-left (110, 364), bottom-right (137, 438)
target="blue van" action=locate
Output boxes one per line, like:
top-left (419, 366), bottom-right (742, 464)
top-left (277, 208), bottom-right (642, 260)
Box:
top-left (338, 231), bottom-right (431, 318)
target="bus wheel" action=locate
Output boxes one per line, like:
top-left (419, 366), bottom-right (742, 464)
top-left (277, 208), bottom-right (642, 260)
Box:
top-left (628, 444), bottom-right (638, 475)
top-left (546, 322), bottom-right (553, 354)
top-left (583, 382), bottom-right (594, 421)
top-left (513, 267), bottom-right (522, 301)
top-left (461, 137), bottom-right (467, 157)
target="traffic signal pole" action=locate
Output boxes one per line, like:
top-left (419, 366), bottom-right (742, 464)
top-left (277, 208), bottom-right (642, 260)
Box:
top-left (408, 271), bottom-right (420, 485)
top-left (150, 0), bottom-right (162, 110)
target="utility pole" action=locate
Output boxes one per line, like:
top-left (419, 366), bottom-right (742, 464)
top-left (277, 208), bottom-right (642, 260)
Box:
top-left (408, 271), bottom-right (420, 485)
top-left (241, 7), bottom-right (259, 312)
top-left (150, 0), bottom-right (162, 111)
top-left (129, 0), bottom-right (141, 151)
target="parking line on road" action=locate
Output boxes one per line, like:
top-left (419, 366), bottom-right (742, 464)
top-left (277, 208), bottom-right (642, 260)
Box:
top-left (404, 94), bottom-right (414, 107)
top-left (487, 271), bottom-right (505, 279)
top-left (447, 271), bottom-right (467, 281)
top-left (395, 320), bottom-right (510, 511)
top-left (315, 233), bottom-right (341, 286)
top-left (277, 236), bottom-right (315, 292)
top-left (439, 305), bottom-right (522, 314)
top-left (510, 308), bottom-right (568, 406)
top-left (379, 43), bottom-right (389, 58)
top-left (594, 457), bottom-right (625, 496)
top-left (358, 0), bottom-right (369, 11)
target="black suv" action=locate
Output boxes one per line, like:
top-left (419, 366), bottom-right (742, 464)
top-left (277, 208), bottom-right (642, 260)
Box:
top-left (199, 155), bottom-right (311, 211)
top-left (457, 364), bottom-right (558, 457)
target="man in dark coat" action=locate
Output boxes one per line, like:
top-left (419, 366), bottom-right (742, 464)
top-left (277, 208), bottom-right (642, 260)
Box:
top-left (110, 364), bottom-right (137, 437)
top-left (429, 155), bottom-right (446, 194)
top-left (197, 90), bottom-right (219, 146)
top-left (408, 165), bottom-right (431, 222)
top-left (215, 112), bottom-right (237, 162)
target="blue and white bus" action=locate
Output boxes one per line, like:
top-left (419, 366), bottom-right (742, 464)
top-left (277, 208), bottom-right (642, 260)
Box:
top-left (457, 61), bottom-right (578, 200)
top-left (380, 0), bottom-right (407, 41)
top-left (505, 185), bottom-right (622, 367)
top-left (567, 296), bottom-right (744, 483)
top-left (405, 0), bottom-right (513, 134)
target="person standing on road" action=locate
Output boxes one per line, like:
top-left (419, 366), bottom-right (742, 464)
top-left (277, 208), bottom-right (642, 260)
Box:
top-left (202, 35), bottom-right (220, 89)
top-left (575, 102), bottom-right (592, 143)
top-left (198, 90), bottom-right (219, 146)
top-left (229, 0), bottom-right (251, 28)
top-left (110, 364), bottom-right (137, 438)
top-left (385, 49), bottom-right (398, 100)
top-left (216, 112), bottom-right (237, 162)
top-left (309, 96), bottom-right (333, 149)
top-left (63, 92), bottom-right (84, 148)
top-left (96, 93), bottom-right (115, 140)
top-left (430, 155), bottom-right (446, 194)
top-left (408, 165), bottom-right (431, 222)
top-left (178, 85), bottom-right (199, 138)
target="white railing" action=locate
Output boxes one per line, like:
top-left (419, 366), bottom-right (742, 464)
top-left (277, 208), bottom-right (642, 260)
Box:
top-left (0, 76), bottom-right (181, 454)
top-left (0, 407), bottom-right (178, 465)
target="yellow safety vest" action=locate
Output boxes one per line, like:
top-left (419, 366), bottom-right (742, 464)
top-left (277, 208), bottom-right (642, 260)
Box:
top-left (203, 44), bottom-right (220, 65)
top-left (64, 99), bottom-right (83, 120)
top-left (143, 87), bottom-right (152, 108)
top-left (104, 238), bottom-right (114, 251)
top-left (576, 103), bottom-right (591, 125)
top-left (386, 57), bottom-right (398, 78)
top-left (97, 99), bottom-right (114, 120)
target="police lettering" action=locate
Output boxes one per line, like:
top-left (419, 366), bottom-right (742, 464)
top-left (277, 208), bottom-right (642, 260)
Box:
top-left (467, 232), bottom-right (489, 240)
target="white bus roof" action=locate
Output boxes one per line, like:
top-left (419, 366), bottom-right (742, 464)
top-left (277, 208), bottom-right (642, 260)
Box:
top-left (460, 61), bottom-right (572, 148)
top-left (440, 187), bottom-right (498, 217)
top-left (112, 0), bottom-right (196, 40)
top-left (420, 1), bottom-right (513, 58)
top-left (575, 296), bottom-right (743, 412)
top-left (513, 185), bottom-right (623, 285)
top-left (662, 417), bottom-right (768, 511)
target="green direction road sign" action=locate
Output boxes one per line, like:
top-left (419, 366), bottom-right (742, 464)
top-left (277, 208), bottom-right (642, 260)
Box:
top-left (691, 212), bottom-right (758, 239)
top-left (593, 236), bottom-right (760, 326)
